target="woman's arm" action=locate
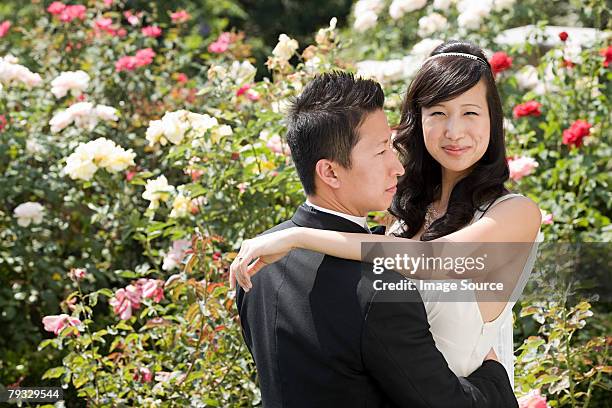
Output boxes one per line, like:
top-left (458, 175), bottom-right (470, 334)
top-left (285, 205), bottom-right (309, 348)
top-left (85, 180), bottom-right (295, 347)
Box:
top-left (230, 197), bottom-right (541, 291)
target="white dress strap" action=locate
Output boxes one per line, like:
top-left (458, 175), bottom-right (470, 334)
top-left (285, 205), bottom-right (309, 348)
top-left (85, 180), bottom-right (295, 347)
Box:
top-left (473, 193), bottom-right (523, 222)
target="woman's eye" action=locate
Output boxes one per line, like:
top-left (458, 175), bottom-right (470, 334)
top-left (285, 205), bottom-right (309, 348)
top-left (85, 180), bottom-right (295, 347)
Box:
top-left (377, 150), bottom-right (386, 156)
top-left (465, 111), bottom-right (478, 116)
top-left (431, 111), bottom-right (445, 116)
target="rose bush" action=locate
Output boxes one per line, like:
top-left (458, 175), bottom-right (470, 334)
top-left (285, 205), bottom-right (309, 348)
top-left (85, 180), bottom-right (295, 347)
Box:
top-left (0, 0), bottom-right (609, 406)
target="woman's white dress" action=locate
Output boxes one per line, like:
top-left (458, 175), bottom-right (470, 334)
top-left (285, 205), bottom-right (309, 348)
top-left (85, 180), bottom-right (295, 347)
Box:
top-left (389, 193), bottom-right (539, 388)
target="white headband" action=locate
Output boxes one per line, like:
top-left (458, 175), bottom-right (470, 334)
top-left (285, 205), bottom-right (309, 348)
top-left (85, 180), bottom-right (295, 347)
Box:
top-left (423, 52), bottom-right (489, 66)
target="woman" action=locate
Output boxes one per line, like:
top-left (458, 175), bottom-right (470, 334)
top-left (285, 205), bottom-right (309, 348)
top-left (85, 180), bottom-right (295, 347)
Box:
top-left (230, 40), bottom-right (541, 385)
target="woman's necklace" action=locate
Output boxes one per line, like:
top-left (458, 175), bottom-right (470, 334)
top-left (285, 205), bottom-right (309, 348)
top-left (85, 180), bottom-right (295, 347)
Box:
top-left (423, 203), bottom-right (444, 230)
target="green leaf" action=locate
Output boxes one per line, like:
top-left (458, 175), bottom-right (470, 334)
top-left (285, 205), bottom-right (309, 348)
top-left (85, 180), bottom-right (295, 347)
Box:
top-left (42, 366), bottom-right (66, 379)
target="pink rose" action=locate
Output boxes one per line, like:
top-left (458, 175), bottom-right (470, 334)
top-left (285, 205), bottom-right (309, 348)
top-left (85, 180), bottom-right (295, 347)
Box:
top-left (208, 32), bottom-right (232, 53)
top-left (508, 156), bottom-right (538, 181)
top-left (42, 314), bottom-right (82, 336)
top-left (115, 56), bottom-right (138, 72)
top-left (540, 210), bottom-right (553, 225)
top-left (95, 17), bottom-right (112, 30)
top-left (518, 389), bottom-right (549, 408)
top-left (0, 21), bottom-right (11, 38)
top-left (236, 84), bottom-right (250, 97)
top-left (142, 25), bottom-right (162, 38)
top-left (109, 284), bottom-right (142, 320)
top-left (134, 367), bottom-right (153, 383)
top-left (59, 5), bottom-right (87, 23)
top-left (68, 267), bottom-right (87, 282)
top-left (47, 1), bottom-right (66, 15)
top-left (115, 48), bottom-right (155, 72)
top-left (123, 10), bottom-right (140, 26)
top-left (266, 134), bottom-right (291, 156)
top-left (135, 48), bottom-right (155, 66)
top-left (176, 73), bottom-right (188, 83)
top-left (489, 51), bottom-right (512, 75)
top-left (208, 40), bottom-right (229, 53)
top-left (170, 10), bottom-right (191, 23)
top-left (162, 239), bottom-right (191, 271)
top-left (136, 278), bottom-right (165, 303)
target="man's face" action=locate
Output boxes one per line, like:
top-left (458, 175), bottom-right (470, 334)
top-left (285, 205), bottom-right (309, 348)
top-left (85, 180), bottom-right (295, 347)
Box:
top-left (335, 109), bottom-right (405, 216)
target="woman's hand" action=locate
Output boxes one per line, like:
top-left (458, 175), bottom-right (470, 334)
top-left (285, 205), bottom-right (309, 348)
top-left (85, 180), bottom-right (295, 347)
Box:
top-left (229, 228), bottom-right (298, 292)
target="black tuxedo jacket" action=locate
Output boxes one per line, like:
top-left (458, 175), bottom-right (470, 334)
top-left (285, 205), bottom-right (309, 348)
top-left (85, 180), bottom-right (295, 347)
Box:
top-left (236, 204), bottom-right (518, 407)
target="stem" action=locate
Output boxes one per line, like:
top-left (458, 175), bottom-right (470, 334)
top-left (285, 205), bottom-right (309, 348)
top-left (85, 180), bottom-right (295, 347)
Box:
top-left (76, 284), bottom-right (101, 405)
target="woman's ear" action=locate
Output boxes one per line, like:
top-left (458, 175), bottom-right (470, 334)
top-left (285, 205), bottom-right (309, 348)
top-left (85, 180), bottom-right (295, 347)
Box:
top-left (314, 159), bottom-right (341, 189)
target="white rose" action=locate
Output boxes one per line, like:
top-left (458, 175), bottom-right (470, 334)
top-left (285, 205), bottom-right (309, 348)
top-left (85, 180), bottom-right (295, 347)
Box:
top-left (272, 34), bottom-right (299, 61)
top-left (13, 202), bottom-right (44, 227)
top-left (563, 41), bottom-right (583, 64)
top-left (142, 175), bottom-right (175, 210)
top-left (213, 124), bottom-right (233, 137)
top-left (188, 112), bottom-right (218, 133)
top-left (169, 193), bottom-right (190, 218)
top-left (97, 142), bottom-right (136, 172)
top-left (95, 105), bottom-right (119, 121)
top-left (353, 10), bottom-right (378, 32)
top-left (49, 110), bottom-right (74, 133)
top-left (418, 13), bottom-right (448, 37)
top-left (515, 65), bottom-right (540, 90)
top-left (86, 137), bottom-right (117, 164)
top-left (389, 0), bottom-right (427, 20)
top-left (146, 119), bottom-right (166, 146)
top-left (161, 110), bottom-right (190, 145)
top-left (63, 153), bottom-right (98, 181)
top-left (0, 55), bottom-right (43, 88)
top-left (433, 0), bottom-right (453, 10)
top-left (229, 61), bottom-right (257, 85)
top-left (457, 1), bottom-right (492, 29)
top-left (26, 139), bottom-right (46, 155)
top-left (493, 0), bottom-right (515, 11)
top-left (354, 0), bottom-right (385, 15)
top-left (67, 102), bottom-right (98, 131)
top-left (51, 70), bottom-right (90, 98)
top-left (411, 38), bottom-right (445, 59)
top-left (66, 102), bottom-right (94, 117)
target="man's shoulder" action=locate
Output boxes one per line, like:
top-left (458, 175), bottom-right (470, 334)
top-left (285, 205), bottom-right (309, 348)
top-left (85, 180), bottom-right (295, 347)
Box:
top-left (260, 220), bottom-right (296, 236)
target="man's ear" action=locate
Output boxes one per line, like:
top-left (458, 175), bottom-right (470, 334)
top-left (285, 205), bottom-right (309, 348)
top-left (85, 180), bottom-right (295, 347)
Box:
top-left (314, 159), bottom-right (341, 189)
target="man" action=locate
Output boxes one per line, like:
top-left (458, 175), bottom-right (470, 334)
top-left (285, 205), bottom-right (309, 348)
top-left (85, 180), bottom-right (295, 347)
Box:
top-left (234, 71), bottom-right (517, 407)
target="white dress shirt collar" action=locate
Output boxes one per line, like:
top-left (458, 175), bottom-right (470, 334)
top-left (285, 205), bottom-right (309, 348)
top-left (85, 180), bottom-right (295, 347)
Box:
top-left (305, 199), bottom-right (370, 232)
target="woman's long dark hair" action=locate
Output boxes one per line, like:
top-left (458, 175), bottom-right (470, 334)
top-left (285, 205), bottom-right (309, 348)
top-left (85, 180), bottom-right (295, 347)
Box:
top-left (389, 40), bottom-right (509, 241)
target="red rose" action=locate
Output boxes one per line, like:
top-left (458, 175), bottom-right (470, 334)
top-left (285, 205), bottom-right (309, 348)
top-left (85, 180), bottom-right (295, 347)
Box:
top-left (489, 52), bottom-right (512, 75)
top-left (562, 119), bottom-right (591, 148)
top-left (558, 31), bottom-right (568, 42)
top-left (599, 45), bottom-right (612, 68)
top-left (513, 100), bottom-right (542, 118)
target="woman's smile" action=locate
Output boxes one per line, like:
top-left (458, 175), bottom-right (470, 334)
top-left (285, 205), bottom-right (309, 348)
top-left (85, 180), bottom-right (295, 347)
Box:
top-left (442, 145), bottom-right (472, 156)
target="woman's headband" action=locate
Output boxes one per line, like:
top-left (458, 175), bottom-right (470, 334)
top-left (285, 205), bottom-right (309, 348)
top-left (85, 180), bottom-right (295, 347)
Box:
top-left (422, 52), bottom-right (489, 67)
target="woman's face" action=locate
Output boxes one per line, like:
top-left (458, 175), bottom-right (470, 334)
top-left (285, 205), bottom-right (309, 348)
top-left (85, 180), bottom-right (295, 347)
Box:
top-left (421, 79), bottom-right (490, 176)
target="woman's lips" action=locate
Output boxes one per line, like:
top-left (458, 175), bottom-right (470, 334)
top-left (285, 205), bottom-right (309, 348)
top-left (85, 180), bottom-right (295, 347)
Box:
top-left (442, 146), bottom-right (471, 156)
top-left (386, 186), bottom-right (397, 194)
